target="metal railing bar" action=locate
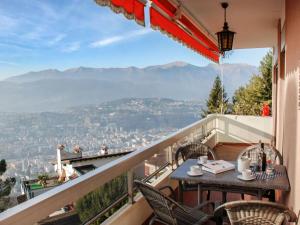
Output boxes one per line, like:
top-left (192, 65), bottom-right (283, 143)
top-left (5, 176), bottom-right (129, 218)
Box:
top-left (127, 169), bottom-right (134, 204)
top-left (83, 193), bottom-right (129, 225)
top-left (142, 162), bottom-right (171, 183)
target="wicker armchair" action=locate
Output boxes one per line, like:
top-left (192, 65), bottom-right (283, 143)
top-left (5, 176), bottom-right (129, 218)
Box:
top-left (175, 142), bottom-right (217, 202)
top-left (237, 144), bottom-right (283, 201)
top-left (214, 200), bottom-right (298, 225)
top-left (134, 180), bottom-right (222, 225)
top-left (237, 144), bottom-right (283, 165)
top-left (175, 142), bottom-right (217, 166)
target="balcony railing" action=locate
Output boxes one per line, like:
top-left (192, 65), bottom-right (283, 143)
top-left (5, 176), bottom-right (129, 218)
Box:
top-left (0, 114), bottom-right (273, 225)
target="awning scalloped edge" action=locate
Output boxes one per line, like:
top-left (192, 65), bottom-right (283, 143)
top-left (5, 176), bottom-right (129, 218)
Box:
top-left (95, 0), bottom-right (145, 27)
top-left (151, 23), bottom-right (219, 63)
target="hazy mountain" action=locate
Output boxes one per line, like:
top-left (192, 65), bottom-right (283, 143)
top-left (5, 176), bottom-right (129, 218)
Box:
top-left (0, 62), bottom-right (258, 112)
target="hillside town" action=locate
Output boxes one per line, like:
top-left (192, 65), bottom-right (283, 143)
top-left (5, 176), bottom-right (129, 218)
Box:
top-left (1, 98), bottom-right (201, 194)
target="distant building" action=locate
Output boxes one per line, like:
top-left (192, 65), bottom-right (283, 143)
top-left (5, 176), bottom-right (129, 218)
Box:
top-left (22, 145), bottom-right (132, 201)
top-left (52, 144), bottom-right (134, 182)
top-left (99, 144), bottom-right (109, 155)
top-left (57, 151), bottom-right (131, 179)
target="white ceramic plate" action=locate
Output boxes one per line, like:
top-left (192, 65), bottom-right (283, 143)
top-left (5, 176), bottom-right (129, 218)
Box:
top-left (187, 171), bottom-right (204, 176)
top-left (237, 174), bottom-right (256, 181)
top-left (197, 160), bottom-right (209, 165)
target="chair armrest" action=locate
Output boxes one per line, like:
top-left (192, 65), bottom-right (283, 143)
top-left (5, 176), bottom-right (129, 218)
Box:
top-left (208, 148), bottom-right (217, 160)
top-left (283, 209), bottom-right (298, 223)
top-left (159, 186), bottom-right (176, 200)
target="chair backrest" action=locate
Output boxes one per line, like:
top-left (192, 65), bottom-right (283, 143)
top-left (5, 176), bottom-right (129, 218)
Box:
top-left (175, 142), bottom-right (216, 166)
top-left (134, 180), bottom-right (178, 225)
top-left (237, 144), bottom-right (283, 165)
top-left (215, 200), bottom-right (297, 225)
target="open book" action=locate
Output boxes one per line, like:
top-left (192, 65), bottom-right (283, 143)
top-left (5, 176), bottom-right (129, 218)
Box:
top-left (201, 160), bottom-right (235, 174)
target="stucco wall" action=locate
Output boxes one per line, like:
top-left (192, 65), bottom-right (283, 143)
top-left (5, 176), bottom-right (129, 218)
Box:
top-left (216, 115), bottom-right (273, 144)
top-left (279, 0), bottom-right (300, 212)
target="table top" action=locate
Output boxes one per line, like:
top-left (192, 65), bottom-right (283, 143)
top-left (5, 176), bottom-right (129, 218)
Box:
top-left (170, 159), bottom-right (290, 191)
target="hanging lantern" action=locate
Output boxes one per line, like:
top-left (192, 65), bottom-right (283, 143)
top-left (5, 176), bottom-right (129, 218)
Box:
top-left (216, 2), bottom-right (235, 53)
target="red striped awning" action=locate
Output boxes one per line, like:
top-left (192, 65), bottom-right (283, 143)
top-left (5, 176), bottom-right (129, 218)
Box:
top-left (95, 0), bottom-right (146, 26)
top-left (150, 0), bottom-right (219, 63)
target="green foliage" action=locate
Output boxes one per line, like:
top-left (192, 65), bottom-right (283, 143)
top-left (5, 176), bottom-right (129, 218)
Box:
top-left (37, 173), bottom-right (49, 187)
top-left (0, 159), bottom-right (16, 212)
top-left (0, 177), bottom-right (16, 212)
top-left (232, 51), bottom-right (273, 115)
top-left (0, 178), bottom-right (15, 198)
top-left (0, 160), bottom-right (6, 176)
top-left (75, 174), bottom-right (127, 225)
top-left (202, 75), bottom-right (229, 117)
top-left (260, 51), bottom-right (273, 101)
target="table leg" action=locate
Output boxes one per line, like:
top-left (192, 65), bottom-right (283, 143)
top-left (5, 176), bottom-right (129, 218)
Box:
top-left (198, 184), bottom-right (203, 204)
top-left (222, 192), bottom-right (227, 203)
top-left (197, 184), bottom-right (200, 205)
top-left (178, 181), bottom-right (183, 203)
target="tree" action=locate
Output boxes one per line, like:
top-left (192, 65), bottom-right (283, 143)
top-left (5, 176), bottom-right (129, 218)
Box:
top-left (0, 159), bottom-right (16, 212)
top-left (260, 51), bottom-right (273, 101)
top-left (232, 51), bottom-right (273, 115)
top-left (202, 75), bottom-right (229, 117)
top-left (75, 174), bottom-right (127, 225)
top-left (0, 160), bottom-right (6, 176)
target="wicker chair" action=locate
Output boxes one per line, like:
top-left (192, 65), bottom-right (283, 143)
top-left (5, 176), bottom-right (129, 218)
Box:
top-left (134, 180), bottom-right (222, 225)
top-left (237, 144), bottom-right (283, 201)
top-left (175, 142), bottom-right (217, 202)
top-left (175, 142), bottom-right (217, 166)
top-left (214, 200), bottom-right (298, 225)
top-left (237, 144), bottom-right (283, 165)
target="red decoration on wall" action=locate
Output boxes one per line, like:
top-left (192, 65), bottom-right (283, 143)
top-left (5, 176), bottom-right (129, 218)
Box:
top-left (262, 103), bottom-right (271, 116)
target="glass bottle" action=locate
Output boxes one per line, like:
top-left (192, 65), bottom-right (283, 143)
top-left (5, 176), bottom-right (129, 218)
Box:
top-left (257, 153), bottom-right (262, 172)
top-left (261, 142), bottom-right (266, 172)
top-left (255, 142), bottom-right (261, 172)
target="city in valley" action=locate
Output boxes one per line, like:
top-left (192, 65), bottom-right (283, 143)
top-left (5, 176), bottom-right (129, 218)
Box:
top-left (1, 98), bottom-right (202, 194)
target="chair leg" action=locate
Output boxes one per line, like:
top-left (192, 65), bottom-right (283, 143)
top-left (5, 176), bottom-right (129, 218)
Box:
top-left (241, 193), bottom-right (245, 200)
top-left (268, 190), bottom-right (276, 202)
top-left (215, 217), bottom-right (223, 225)
top-left (207, 190), bottom-right (211, 201)
top-left (149, 216), bottom-right (157, 225)
top-left (150, 216), bottom-right (169, 225)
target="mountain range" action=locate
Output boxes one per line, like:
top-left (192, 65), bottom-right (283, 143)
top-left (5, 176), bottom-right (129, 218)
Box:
top-left (0, 62), bottom-right (258, 112)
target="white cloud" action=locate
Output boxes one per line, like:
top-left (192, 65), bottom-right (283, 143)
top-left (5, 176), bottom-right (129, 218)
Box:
top-left (48, 34), bottom-right (66, 46)
top-left (0, 60), bottom-right (19, 66)
top-left (23, 26), bottom-right (45, 40)
top-left (62, 42), bottom-right (80, 53)
top-left (0, 14), bottom-right (18, 31)
top-left (90, 29), bottom-right (152, 48)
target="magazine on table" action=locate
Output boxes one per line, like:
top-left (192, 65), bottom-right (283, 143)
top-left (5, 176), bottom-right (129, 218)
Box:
top-left (201, 160), bottom-right (235, 174)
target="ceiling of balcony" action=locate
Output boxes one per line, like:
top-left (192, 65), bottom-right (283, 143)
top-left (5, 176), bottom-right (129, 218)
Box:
top-left (179, 0), bottom-right (283, 49)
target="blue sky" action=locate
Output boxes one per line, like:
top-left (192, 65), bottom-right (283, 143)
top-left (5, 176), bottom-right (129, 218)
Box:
top-left (0, 0), bottom-right (269, 80)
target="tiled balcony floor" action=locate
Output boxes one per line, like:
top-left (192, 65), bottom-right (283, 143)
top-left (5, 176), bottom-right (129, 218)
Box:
top-left (213, 142), bottom-right (251, 161)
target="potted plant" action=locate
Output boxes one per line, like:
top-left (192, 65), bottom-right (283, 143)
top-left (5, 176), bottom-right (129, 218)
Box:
top-left (37, 173), bottom-right (49, 187)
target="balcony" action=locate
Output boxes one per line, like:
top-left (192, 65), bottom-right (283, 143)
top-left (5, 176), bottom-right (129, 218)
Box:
top-left (0, 114), bottom-right (274, 225)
